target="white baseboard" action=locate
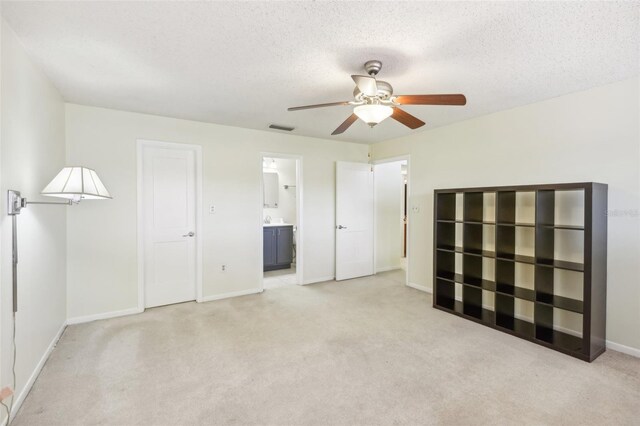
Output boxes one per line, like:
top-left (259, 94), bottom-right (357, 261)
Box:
top-left (407, 282), bottom-right (432, 293)
top-left (8, 321), bottom-right (66, 423)
top-left (66, 307), bottom-right (143, 325)
top-left (607, 340), bottom-right (640, 358)
top-left (301, 276), bottom-right (335, 285)
top-left (200, 288), bottom-right (262, 302)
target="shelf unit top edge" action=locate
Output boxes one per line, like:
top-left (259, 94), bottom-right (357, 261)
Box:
top-left (434, 182), bottom-right (606, 193)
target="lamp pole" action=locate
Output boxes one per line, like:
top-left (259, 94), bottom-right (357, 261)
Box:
top-left (6, 190), bottom-right (72, 312)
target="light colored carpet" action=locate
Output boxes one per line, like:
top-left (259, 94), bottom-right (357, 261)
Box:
top-left (13, 270), bottom-right (640, 425)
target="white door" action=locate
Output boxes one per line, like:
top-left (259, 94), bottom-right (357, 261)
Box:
top-left (336, 161), bottom-right (374, 280)
top-left (142, 146), bottom-right (197, 308)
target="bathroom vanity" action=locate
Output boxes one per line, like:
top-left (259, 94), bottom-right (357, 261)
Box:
top-left (263, 224), bottom-right (293, 271)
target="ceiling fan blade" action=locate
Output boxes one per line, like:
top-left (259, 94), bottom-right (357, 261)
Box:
top-left (288, 101), bottom-right (351, 111)
top-left (391, 108), bottom-right (426, 129)
top-left (332, 114), bottom-right (359, 135)
top-left (351, 75), bottom-right (378, 97)
top-left (394, 94), bottom-right (467, 106)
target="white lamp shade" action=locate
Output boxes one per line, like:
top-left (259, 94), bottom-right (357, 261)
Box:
top-left (354, 104), bottom-right (393, 126)
top-left (41, 167), bottom-right (111, 200)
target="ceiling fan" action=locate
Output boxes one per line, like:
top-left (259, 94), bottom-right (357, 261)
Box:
top-left (288, 60), bottom-right (467, 135)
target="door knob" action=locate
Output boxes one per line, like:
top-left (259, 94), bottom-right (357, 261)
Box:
top-left (337, 225), bottom-right (347, 230)
top-left (183, 232), bottom-right (195, 237)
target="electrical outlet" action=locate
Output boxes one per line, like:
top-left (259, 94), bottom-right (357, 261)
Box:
top-left (221, 264), bottom-right (226, 272)
top-left (209, 205), bottom-right (215, 214)
top-left (412, 206), bottom-right (420, 213)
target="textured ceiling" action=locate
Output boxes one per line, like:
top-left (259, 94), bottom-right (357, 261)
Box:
top-left (2, 1), bottom-right (639, 144)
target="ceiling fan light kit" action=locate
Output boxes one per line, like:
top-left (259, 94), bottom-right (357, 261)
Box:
top-left (288, 60), bottom-right (467, 135)
top-left (354, 104), bottom-right (393, 127)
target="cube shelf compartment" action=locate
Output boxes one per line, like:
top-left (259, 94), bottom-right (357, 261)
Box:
top-left (433, 182), bottom-right (607, 362)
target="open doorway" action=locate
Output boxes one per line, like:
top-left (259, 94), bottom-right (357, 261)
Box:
top-left (373, 157), bottom-right (409, 284)
top-left (261, 155), bottom-right (302, 289)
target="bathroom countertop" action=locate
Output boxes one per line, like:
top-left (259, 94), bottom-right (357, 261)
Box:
top-left (263, 223), bottom-right (293, 227)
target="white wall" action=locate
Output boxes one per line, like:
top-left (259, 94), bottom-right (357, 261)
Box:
top-left (65, 104), bottom-right (369, 319)
top-left (0, 20), bottom-right (67, 420)
top-left (263, 157), bottom-right (297, 226)
top-left (374, 161), bottom-right (403, 272)
top-left (371, 76), bottom-right (640, 353)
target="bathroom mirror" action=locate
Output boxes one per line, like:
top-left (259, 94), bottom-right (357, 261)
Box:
top-left (263, 172), bottom-right (279, 208)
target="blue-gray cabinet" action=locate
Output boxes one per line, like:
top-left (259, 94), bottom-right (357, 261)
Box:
top-left (263, 225), bottom-right (293, 271)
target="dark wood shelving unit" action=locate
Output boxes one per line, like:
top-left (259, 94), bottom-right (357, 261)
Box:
top-left (433, 182), bottom-right (607, 362)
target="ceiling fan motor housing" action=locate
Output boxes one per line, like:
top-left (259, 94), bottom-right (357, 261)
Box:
top-left (353, 80), bottom-right (393, 100)
top-left (376, 81), bottom-right (393, 99)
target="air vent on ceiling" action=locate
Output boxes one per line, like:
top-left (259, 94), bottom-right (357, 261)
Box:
top-left (269, 124), bottom-right (295, 132)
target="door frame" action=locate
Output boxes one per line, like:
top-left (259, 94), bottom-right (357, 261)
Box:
top-left (259, 152), bottom-right (303, 290)
top-left (372, 155), bottom-right (411, 287)
top-left (137, 139), bottom-right (204, 310)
